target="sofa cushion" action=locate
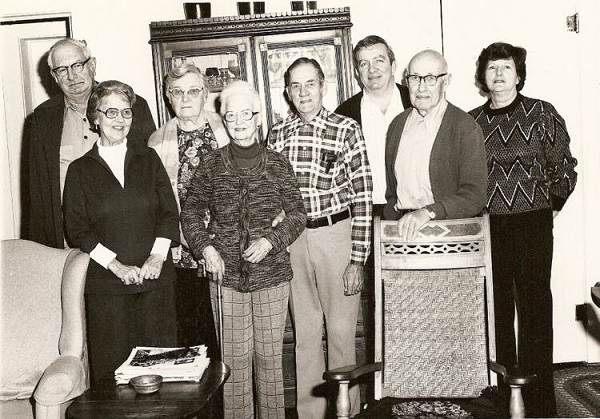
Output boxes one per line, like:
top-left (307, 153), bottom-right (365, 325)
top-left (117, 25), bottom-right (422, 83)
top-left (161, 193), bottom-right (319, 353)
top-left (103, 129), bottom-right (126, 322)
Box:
top-left (0, 397), bottom-right (35, 419)
top-left (0, 241), bottom-right (67, 400)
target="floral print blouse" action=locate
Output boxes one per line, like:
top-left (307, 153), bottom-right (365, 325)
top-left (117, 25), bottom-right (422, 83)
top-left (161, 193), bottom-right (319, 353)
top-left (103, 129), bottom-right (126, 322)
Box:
top-left (176, 123), bottom-right (219, 269)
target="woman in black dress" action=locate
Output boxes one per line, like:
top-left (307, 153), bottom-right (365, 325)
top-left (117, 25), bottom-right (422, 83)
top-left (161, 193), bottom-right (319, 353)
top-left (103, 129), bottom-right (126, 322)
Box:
top-left (63, 80), bottom-right (180, 384)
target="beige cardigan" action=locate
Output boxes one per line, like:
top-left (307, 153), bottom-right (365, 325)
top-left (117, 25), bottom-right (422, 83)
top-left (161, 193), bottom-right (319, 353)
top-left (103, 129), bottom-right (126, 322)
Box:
top-left (148, 111), bottom-right (229, 250)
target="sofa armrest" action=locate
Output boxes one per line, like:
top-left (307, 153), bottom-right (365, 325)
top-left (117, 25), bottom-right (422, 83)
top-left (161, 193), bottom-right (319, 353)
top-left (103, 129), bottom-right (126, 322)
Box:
top-left (33, 355), bottom-right (87, 406)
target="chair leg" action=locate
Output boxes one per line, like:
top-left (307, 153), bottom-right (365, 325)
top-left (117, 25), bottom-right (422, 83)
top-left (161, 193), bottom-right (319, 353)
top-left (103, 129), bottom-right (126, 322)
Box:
top-left (336, 380), bottom-right (351, 419)
top-left (509, 384), bottom-right (525, 419)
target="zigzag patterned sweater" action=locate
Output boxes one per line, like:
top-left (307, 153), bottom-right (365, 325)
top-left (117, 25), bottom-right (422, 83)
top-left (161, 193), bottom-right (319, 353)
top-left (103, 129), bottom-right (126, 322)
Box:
top-left (469, 94), bottom-right (577, 215)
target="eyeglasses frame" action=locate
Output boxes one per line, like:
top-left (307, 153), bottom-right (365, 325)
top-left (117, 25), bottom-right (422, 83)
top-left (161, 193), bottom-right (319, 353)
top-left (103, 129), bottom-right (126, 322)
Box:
top-left (223, 110), bottom-right (259, 123)
top-left (96, 107), bottom-right (134, 119)
top-left (51, 57), bottom-right (92, 78)
top-left (168, 87), bottom-right (205, 99)
top-left (406, 73), bottom-right (448, 87)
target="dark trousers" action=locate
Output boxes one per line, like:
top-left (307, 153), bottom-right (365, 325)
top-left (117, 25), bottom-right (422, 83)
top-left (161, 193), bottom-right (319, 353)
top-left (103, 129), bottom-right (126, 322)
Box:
top-left (175, 268), bottom-right (218, 360)
top-left (85, 285), bottom-right (177, 385)
top-left (490, 209), bottom-right (556, 417)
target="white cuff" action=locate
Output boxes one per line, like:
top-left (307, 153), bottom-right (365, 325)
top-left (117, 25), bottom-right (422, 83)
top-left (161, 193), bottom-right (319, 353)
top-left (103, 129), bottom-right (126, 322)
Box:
top-left (151, 237), bottom-right (171, 260)
top-left (90, 243), bottom-right (117, 269)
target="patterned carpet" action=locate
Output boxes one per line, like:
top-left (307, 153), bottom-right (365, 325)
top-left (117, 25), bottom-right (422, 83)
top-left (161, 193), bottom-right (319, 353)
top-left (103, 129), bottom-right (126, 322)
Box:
top-left (283, 365), bottom-right (600, 418)
top-left (555, 364), bottom-right (600, 418)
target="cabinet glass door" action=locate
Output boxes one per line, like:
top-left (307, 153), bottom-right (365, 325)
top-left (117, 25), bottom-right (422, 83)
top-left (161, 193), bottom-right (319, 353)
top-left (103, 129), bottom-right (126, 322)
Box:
top-left (167, 44), bottom-right (249, 114)
top-left (258, 32), bottom-right (346, 128)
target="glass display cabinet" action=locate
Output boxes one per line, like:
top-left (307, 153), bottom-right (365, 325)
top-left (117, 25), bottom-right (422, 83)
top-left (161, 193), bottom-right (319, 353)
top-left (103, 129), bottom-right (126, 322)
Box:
top-left (148, 7), bottom-right (354, 130)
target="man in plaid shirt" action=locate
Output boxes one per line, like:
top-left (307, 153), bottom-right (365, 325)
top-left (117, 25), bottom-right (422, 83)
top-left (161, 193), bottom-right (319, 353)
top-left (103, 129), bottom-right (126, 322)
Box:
top-left (269, 57), bottom-right (372, 418)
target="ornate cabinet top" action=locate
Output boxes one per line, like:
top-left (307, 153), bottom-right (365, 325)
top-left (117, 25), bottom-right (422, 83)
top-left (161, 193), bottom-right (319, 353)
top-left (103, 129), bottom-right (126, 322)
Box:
top-left (149, 7), bottom-right (352, 42)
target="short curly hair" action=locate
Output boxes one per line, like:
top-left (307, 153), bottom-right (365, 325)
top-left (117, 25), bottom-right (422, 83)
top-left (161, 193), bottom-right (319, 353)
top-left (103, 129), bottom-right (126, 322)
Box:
top-left (164, 63), bottom-right (207, 92)
top-left (220, 80), bottom-right (261, 115)
top-left (475, 42), bottom-right (527, 93)
top-left (87, 80), bottom-right (136, 133)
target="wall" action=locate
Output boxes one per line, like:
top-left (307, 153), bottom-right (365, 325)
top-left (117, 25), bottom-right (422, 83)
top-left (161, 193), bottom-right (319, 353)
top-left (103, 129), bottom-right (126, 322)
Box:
top-left (440, 0), bottom-right (597, 363)
top-left (3, 0), bottom-right (444, 123)
top-left (2, 0), bottom-right (598, 362)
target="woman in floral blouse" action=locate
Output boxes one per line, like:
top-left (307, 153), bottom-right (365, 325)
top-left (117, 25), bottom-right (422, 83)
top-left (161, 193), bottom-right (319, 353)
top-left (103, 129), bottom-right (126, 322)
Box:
top-left (148, 63), bottom-right (229, 352)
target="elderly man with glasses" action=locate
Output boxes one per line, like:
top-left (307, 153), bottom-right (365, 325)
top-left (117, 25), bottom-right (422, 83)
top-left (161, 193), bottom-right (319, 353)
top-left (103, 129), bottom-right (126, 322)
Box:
top-left (27, 38), bottom-right (156, 249)
top-left (384, 49), bottom-right (487, 236)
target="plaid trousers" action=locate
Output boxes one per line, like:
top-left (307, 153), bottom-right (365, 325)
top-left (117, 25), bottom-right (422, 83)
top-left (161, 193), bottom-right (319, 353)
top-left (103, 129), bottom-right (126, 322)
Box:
top-left (210, 281), bottom-right (289, 419)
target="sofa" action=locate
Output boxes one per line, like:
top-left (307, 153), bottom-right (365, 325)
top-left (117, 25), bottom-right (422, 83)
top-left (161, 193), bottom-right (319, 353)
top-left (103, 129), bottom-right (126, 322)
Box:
top-left (0, 240), bottom-right (89, 419)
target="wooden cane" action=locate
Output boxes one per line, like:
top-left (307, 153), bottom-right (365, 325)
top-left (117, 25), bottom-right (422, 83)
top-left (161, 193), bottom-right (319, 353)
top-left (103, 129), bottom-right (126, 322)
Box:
top-left (216, 282), bottom-right (224, 362)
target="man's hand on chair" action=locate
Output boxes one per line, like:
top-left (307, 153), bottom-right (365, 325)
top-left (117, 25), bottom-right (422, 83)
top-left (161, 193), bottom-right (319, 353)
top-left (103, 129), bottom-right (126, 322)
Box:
top-left (397, 208), bottom-right (433, 240)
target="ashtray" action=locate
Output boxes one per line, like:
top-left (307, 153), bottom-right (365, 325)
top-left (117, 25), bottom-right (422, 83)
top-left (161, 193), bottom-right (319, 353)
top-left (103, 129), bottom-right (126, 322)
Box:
top-left (129, 374), bottom-right (163, 394)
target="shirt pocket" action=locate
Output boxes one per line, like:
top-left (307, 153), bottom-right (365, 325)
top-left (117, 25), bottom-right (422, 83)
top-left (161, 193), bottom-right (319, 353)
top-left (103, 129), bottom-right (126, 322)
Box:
top-left (315, 151), bottom-right (337, 190)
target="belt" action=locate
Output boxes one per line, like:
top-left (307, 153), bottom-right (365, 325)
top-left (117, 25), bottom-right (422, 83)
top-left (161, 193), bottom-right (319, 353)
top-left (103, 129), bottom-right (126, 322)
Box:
top-left (306, 209), bottom-right (350, 229)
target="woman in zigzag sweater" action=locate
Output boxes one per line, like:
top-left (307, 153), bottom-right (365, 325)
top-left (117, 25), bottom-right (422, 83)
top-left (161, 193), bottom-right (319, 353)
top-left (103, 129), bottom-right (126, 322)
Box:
top-left (469, 42), bottom-right (578, 418)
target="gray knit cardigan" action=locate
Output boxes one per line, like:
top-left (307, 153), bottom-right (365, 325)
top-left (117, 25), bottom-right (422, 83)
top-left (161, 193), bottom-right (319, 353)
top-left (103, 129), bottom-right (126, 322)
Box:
top-left (181, 145), bottom-right (306, 292)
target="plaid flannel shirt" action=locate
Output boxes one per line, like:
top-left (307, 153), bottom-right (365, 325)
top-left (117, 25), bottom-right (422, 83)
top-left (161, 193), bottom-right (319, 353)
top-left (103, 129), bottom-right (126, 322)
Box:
top-left (268, 107), bottom-right (372, 264)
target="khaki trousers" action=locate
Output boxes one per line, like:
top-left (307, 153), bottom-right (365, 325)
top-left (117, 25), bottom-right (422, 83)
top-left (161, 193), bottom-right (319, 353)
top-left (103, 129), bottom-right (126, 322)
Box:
top-left (289, 218), bottom-right (361, 419)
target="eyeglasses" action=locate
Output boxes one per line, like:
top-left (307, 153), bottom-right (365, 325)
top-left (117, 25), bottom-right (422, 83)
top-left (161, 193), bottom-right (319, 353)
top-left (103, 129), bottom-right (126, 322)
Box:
top-left (168, 87), bottom-right (204, 98)
top-left (52, 57), bottom-right (91, 78)
top-left (406, 73), bottom-right (447, 87)
top-left (223, 109), bottom-right (259, 122)
top-left (96, 108), bottom-right (134, 119)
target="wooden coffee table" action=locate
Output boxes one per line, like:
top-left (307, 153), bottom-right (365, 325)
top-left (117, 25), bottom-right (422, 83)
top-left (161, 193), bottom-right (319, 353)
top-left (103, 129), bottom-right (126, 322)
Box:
top-left (67, 360), bottom-right (230, 418)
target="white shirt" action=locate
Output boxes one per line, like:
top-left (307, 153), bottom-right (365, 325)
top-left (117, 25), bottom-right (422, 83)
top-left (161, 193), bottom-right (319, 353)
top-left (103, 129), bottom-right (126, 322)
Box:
top-left (394, 99), bottom-right (448, 209)
top-left (90, 138), bottom-right (170, 268)
top-left (360, 87), bottom-right (404, 204)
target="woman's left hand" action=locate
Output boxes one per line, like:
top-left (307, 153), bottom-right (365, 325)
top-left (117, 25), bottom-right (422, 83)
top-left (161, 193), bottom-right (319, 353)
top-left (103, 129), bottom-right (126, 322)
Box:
top-left (242, 238), bottom-right (273, 264)
top-left (140, 253), bottom-right (164, 280)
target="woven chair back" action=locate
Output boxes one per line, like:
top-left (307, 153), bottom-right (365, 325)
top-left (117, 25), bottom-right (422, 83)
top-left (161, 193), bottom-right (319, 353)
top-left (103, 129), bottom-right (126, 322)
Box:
top-left (373, 215), bottom-right (496, 399)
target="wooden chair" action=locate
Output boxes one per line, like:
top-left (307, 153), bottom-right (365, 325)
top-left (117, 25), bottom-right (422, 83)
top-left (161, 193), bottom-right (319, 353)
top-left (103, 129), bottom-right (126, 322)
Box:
top-left (325, 215), bottom-right (535, 419)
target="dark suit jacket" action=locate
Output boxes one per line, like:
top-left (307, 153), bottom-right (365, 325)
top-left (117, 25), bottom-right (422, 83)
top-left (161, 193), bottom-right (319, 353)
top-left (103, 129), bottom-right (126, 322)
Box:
top-left (63, 142), bottom-right (179, 294)
top-left (27, 92), bottom-right (156, 248)
top-left (384, 102), bottom-right (488, 221)
top-left (335, 83), bottom-right (411, 125)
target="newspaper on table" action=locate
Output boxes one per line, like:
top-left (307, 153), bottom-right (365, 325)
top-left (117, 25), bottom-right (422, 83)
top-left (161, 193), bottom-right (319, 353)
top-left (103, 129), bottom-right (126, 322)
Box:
top-left (115, 345), bottom-right (210, 384)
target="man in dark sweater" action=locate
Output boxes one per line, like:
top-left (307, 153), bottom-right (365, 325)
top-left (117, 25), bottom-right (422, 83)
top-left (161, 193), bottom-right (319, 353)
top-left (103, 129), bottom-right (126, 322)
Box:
top-left (26, 38), bottom-right (156, 248)
top-left (336, 35), bottom-right (410, 214)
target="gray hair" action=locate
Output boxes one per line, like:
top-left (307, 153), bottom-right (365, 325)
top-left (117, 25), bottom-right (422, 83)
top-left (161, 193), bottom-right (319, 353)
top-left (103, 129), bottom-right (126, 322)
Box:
top-left (47, 38), bottom-right (91, 68)
top-left (219, 80), bottom-right (261, 115)
top-left (164, 63), bottom-right (207, 91)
